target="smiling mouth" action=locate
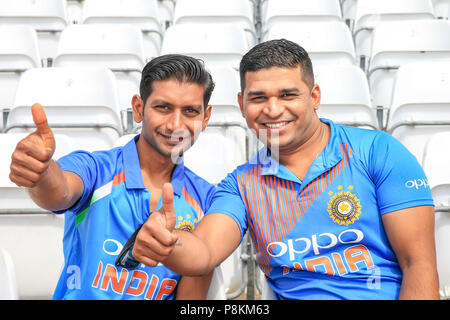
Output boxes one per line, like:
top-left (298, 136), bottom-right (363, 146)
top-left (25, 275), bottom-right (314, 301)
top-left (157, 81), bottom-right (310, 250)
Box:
top-left (262, 121), bottom-right (292, 129)
top-left (158, 132), bottom-right (187, 144)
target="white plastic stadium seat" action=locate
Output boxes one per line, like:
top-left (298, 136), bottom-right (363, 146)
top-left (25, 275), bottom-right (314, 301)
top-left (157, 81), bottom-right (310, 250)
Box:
top-left (5, 67), bottom-right (123, 151)
top-left (0, 248), bottom-right (19, 300)
top-left (0, 133), bottom-right (74, 213)
top-left (264, 21), bottom-right (356, 67)
top-left (81, 0), bottom-right (163, 61)
top-left (173, 0), bottom-right (256, 46)
top-left (341, 0), bottom-right (358, 21)
top-left (386, 61), bottom-right (450, 163)
top-left (0, 0), bottom-right (67, 63)
top-left (432, 0), bottom-right (450, 18)
top-left (262, 0), bottom-right (342, 32)
top-left (206, 266), bottom-right (227, 300)
top-left (422, 132), bottom-right (450, 299)
top-left (156, 0), bottom-right (175, 27)
top-left (0, 132), bottom-right (70, 299)
top-left (0, 212), bottom-right (64, 299)
top-left (53, 24), bottom-right (145, 114)
top-left (314, 64), bottom-right (377, 129)
top-left (207, 66), bottom-right (243, 125)
top-left (0, 25), bottom-right (41, 132)
top-left (368, 20), bottom-right (450, 115)
top-left (183, 128), bottom-right (246, 185)
top-left (423, 132), bottom-right (450, 207)
top-left (161, 23), bottom-right (250, 70)
top-left (354, 0), bottom-right (435, 60)
top-left (220, 243), bottom-right (245, 298)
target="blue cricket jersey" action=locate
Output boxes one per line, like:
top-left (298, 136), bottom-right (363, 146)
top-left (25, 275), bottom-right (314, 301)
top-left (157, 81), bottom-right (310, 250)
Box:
top-left (52, 135), bottom-right (216, 300)
top-left (207, 119), bottom-right (434, 300)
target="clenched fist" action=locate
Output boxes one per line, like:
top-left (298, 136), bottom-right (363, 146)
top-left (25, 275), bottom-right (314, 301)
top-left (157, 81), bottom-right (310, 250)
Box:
top-left (9, 103), bottom-right (56, 188)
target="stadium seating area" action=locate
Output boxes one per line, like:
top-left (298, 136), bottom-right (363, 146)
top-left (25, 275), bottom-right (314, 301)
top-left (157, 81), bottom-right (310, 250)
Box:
top-left (0, 0), bottom-right (449, 300)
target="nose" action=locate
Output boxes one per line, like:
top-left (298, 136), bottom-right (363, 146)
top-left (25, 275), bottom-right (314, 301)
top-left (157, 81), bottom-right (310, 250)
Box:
top-left (166, 109), bottom-right (183, 132)
top-left (263, 97), bottom-right (285, 119)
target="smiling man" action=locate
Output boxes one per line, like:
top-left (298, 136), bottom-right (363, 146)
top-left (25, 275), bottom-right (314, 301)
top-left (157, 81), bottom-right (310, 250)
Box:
top-left (131, 40), bottom-right (439, 300)
top-left (9, 54), bottom-right (217, 300)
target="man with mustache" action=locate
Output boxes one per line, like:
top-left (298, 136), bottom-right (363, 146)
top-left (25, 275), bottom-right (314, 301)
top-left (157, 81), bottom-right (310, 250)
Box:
top-left (131, 39), bottom-right (439, 300)
top-left (9, 54), bottom-right (216, 299)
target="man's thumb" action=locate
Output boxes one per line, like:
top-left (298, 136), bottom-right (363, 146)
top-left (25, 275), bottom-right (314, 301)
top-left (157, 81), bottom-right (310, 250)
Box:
top-left (31, 103), bottom-right (55, 150)
top-left (162, 183), bottom-right (176, 231)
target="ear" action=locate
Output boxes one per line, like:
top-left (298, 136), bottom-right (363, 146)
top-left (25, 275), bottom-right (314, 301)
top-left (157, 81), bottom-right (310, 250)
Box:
top-left (132, 94), bottom-right (144, 123)
top-left (311, 84), bottom-right (321, 111)
top-left (238, 92), bottom-right (245, 117)
top-left (201, 105), bottom-right (212, 131)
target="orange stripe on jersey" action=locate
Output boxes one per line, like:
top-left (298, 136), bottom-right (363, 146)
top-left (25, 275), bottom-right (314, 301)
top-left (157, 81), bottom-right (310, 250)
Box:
top-left (181, 187), bottom-right (204, 220)
top-left (234, 144), bottom-right (355, 276)
top-left (112, 171), bottom-right (125, 187)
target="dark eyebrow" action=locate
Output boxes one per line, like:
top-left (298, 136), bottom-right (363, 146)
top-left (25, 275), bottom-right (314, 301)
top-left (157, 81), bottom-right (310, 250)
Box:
top-left (246, 90), bottom-right (266, 97)
top-left (151, 99), bottom-right (173, 107)
top-left (280, 88), bottom-right (300, 94)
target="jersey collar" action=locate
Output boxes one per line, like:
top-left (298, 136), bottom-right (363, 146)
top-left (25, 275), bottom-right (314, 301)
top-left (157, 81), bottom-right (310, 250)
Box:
top-left (256, 118), bottom-right (344, 185)
top-left (122, 134), bottom-right (185, 196)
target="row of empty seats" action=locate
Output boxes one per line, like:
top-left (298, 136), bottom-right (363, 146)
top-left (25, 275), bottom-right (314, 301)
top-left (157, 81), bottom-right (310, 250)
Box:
top-left (2, 19), bottom-right (450, 127)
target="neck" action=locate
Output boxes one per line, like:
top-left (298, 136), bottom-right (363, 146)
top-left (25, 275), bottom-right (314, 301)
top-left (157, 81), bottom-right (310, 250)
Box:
top-left (275, 121), bottom-right (329, 180)
top-left (135, 136), bottom-right (176, 188)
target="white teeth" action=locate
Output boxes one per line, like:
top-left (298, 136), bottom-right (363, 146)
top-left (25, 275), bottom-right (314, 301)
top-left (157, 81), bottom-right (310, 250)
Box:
top-left (264, 122), bottom-right (288, 128)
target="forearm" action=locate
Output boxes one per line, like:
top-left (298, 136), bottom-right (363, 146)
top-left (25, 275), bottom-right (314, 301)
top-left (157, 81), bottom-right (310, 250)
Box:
top-left (163, 229), bottom-right (216, 277)
top-left (399, 261), bottom-right (440, 300)
top-left (28, 160), bottom-right (79, 212)
top-left (175, 271), bottom-right (214, 300)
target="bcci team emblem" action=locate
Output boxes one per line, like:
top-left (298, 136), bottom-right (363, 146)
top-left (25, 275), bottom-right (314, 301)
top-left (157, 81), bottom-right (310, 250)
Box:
top-left (327, 185), bottom-right (362, 225)
top-left (175, 215), bottom-right (197, 232)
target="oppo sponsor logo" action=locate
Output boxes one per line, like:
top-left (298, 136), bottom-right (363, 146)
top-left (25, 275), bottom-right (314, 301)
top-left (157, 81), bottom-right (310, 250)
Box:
top-left (405, 179), bottom-right (429, 189)
top-left (266, 229), bottom-right (364, 260)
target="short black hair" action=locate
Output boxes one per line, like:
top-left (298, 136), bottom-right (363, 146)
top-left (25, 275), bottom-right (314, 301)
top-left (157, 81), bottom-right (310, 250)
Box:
top-left (140, 54), bottom-right (215, 107)
top-left (239, 39), bottom-right (314, 92)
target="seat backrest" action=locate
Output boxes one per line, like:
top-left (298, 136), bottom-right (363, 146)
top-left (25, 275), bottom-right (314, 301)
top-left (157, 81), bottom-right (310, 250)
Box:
top-left (388, 61), bottom-right (450, 130)
top-left (422, 131), bottom-right (450, 207)
top-left (314, 64), bottom-right (377, 128)
top-left (356, 0), bottom-right (435, 29)
top-left (173, 0), bottom-right (254, 31)
top-left (0, 248), bottom-right (18, 300)
top-left (53, 24), bottom-right (145, 71)
top-left (207, 66), bottom-right (242, 124)
top-left (263, 0), bottom-right (342, 31)
top-left (183, 128), bottom-right (246, 185)
top-left (6, 67), bottom-right (122, 150)
top-left (82, 0), bottom-right (161, 30)
top-left (354, 0), bottom-right (435, 58)
top-left (0, 25), bottom-right (41, 70)
top-left (431, 0), bottom-right (450, 18)
top-left (161, 23), bottom-right (250, 69)
top-left (264, 21), bottom-right (356, 66)
top-left (370, 20), bottom-right (450, 69)
top-left (368, 20), bottom-right (450, 111)
top-left (0, 0), bottom-right (67, 31)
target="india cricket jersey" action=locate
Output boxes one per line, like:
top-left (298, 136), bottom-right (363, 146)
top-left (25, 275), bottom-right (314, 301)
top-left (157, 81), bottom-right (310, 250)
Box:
top-left (52, 135), bottom-right (216, 300)
top-left (207, 118), bottom-right (434, 300)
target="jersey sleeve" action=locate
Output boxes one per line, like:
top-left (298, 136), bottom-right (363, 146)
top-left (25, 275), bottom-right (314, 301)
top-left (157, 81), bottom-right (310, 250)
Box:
top-left (56, 150), bottom-right (98, 214)
top-left (369, 132), bottom-right (434, 215)
top-left (206, 172), bottom-right (248, 242)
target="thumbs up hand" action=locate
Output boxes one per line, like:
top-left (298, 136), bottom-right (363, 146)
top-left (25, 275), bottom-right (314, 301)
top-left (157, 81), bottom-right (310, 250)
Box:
top-left (9, 103), bottom-right (56, 188)
top-left (132, 183), bottom-right (179, 267)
